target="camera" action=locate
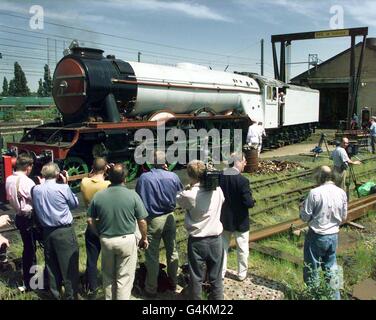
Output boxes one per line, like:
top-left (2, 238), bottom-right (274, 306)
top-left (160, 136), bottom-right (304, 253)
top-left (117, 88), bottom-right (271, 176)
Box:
top-left (202, 169), bottom-right (222, 191)
top-left (347, 142), bottom-right (359, 158)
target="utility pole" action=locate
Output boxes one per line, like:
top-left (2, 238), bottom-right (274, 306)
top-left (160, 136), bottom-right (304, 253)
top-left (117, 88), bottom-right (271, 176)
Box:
top-left (47, 38), bottom-right (50, 67)
top-left (138, 52), bottom-right (142, 62)
top-left (260, 39), bottom-right (264, 76)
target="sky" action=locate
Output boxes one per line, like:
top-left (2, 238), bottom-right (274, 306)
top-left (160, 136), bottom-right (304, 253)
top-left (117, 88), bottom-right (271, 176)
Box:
top-left (0, 0), bottom-right (375, 91)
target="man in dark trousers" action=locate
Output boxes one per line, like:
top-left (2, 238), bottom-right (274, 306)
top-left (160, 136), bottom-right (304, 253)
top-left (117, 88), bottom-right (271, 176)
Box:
top-left (32, 162), bottom-right (80, 300)
top-left (220, 152), bottom-right (255, 281)
top-left (80, 157), bottom-right (111, 297)
top-left (136, 150), bottom-right (183, 298)
top-left (5, 154), bottom-right (37, 291)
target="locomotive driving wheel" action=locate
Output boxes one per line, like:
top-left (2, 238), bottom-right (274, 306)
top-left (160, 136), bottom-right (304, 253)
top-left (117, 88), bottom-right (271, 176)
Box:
top-left (63, 156), bottom-right (89, 193)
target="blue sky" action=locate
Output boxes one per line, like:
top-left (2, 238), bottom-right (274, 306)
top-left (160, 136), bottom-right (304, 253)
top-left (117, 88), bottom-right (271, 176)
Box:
top-left (0, 0), bottom-right (375, 91)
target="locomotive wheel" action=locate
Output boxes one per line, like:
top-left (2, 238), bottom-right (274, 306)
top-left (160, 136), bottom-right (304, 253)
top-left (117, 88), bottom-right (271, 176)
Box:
top-left (63, 156), bottom-right (89, 193)
top-left (123, 160), bottom-right (140, 183)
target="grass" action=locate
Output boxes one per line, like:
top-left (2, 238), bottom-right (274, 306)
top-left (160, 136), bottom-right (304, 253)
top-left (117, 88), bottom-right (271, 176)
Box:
top-left (1, 130), bottom-right (376, 300)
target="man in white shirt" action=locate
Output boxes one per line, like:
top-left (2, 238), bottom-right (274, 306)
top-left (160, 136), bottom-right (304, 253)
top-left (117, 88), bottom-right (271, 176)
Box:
top-left (246, 121), bottom-right (260, 150)
top-left (369, 117), bottom-right (376, 154)
top-left (176, 160), bottom-right (224, 300)
top-left (257, 122), bottom-right (266, 156)
top-left (300, 166), bottom-right (347, 300)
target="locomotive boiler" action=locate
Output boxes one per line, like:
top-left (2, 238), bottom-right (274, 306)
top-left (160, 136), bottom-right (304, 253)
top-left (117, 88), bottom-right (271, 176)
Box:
top-left (2, 46), bottom-right (319, 191)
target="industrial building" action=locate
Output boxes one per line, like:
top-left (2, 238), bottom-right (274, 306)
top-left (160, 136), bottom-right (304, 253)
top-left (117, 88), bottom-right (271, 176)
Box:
top-left (291, 37), bottom-right (376, 128)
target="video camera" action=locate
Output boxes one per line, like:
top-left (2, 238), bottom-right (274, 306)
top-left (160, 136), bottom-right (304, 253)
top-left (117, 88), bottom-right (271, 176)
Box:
top-left (202, 169), bottom-right (222, 191)
top-left (347, 142), bottom-right (359, 158)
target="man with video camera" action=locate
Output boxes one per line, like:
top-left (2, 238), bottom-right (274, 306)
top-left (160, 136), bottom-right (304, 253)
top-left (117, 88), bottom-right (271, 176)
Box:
top-left (176, 160), bottom-right (224, 300)
top-left (32, 162), bottom-right (79, 300)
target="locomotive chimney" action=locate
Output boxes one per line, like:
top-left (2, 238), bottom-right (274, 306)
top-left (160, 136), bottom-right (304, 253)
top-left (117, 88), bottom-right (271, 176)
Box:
top-left (71, 47), bottom-right (104, 59)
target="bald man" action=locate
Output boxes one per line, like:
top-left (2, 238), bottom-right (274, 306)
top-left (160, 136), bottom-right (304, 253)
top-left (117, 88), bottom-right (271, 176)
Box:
top-left (88, 163), bottom-right (148, 300)
top-left (300, 166), bottom-right (347, 300)
top-left (331, 138), bottom-right (361, 190)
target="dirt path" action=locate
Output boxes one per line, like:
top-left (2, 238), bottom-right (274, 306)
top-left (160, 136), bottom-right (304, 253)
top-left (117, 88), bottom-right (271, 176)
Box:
top-left (260, 143), bottom-right (335, 159)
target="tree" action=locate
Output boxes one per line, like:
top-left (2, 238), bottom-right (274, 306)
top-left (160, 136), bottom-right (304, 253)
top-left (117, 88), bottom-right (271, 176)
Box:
top-left (42, 64), bottom-right (52, 97)
top-left (2, 77), bottom-right (8, 96)
top-left (13, 62), bottom-right (30, 96)
top-left (37, 78), bottom-right (44, 97)
top-left (8, 79), bottom-right (15, 96)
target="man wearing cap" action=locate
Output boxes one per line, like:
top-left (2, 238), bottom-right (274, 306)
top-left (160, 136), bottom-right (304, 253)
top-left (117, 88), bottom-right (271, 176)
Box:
top-left (370, 117), bottom-right (376, 154)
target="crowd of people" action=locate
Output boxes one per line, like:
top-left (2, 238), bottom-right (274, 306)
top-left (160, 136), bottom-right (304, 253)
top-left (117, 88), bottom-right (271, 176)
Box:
top-left (0, 129), bottom-right (373, 300)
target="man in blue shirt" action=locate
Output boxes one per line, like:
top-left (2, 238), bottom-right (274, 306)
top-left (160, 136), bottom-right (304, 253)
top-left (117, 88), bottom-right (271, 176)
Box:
top-left (136, 151), bottom-right (183, 298)
top-left (32, 162), bottom-right (79, 300)
top-left (370, 117), bottom-right (376, 154)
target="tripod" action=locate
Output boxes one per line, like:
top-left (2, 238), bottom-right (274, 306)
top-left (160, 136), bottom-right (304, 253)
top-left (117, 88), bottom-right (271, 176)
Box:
top-left (347, 165), bottom-right (361, 199)
top-left (313, 133), bottom-right (331, 162)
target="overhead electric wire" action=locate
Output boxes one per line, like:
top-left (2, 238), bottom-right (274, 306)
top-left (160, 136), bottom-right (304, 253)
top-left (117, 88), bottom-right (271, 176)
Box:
top-left (0, 11), bottom-right (260, 61)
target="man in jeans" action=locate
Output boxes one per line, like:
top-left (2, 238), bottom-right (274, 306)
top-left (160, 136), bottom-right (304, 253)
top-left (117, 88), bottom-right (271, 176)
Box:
top-left (300, 166), bottom-right (347, 300)
top-left (136, 151), bottom-right (183, 298)
top-left (88, 163), bottom-right (149, 300)
top-left (80, 157), bottom-right (111, 297)
top-left (5, 154), bottom-right (37, 291)
top-left (177, 160), bottom-right (224, 300)
top-left (32, 162), bottom-right (80, 300)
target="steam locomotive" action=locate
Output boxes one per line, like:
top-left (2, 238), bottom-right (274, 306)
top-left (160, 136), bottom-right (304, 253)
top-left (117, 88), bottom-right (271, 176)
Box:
top-left (1, 46), bottom-right (319, 192)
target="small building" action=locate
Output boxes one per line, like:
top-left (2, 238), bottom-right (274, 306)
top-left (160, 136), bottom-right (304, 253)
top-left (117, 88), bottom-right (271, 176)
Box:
top-left (291, 38), bottom-right (376, 128)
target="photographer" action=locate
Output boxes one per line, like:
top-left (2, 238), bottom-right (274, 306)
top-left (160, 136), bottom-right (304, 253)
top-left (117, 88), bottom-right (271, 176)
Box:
top-left (331, 137), bottom-right (361, 190)
top-left (136, 151), bottom-right (183, 298)
top-left (80, 157), bottom-right (111, 297)
top-left (5, 154), bottom-right (37, 291)
top-left (176, 160), bottom-right (224, 300)
top-left (32, 162), bottom-right (79, 300)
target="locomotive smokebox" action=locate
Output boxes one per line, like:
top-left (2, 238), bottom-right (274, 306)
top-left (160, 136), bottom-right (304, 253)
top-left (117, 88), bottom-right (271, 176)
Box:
top-left (52, 47), bottom-right (137, 123)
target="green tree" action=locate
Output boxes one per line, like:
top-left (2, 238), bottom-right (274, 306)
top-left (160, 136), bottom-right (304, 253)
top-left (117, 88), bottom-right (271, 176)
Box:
top-left (14, 62), bottom-right (30, 96)
top-left (37, 78), bottom-right (44, 97)
top-left (2, 77), bottom-right (8, 96)
top-left (8, 79), bottom-right (15, 96)
top-left (42, 64), bottom-right (52, 97)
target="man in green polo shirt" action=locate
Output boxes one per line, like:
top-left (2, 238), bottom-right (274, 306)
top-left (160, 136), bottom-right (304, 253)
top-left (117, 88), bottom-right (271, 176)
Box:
top-left (88, 163), bottom-right (149, 300)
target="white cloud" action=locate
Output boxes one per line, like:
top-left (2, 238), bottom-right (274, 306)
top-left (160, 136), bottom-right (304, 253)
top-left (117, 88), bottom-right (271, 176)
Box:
top-left (0, 1), bottom-right (104, 23)
top-left (106, 0), bottom-right (233, 22)
top-left (344, 1), bottom-right (376, 27)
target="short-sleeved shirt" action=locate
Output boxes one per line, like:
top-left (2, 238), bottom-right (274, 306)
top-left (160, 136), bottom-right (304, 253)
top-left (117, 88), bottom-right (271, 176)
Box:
top-left (246, 124), bottom-right (260, 145)
top-left (136, 168), bottom-right (183, 217)
top-left (331, 146), bottom-right (350, 170)
top-left (370, 123), bottom-right (376, 137)
top-left (80, 177), bottom-right (111, 207)
top-left (300, 182), bottom-right (347, 235)
top-left (88, 185), bottom-right (148, 237)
